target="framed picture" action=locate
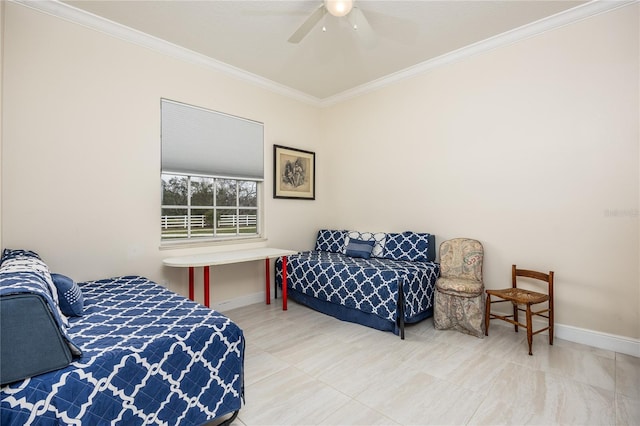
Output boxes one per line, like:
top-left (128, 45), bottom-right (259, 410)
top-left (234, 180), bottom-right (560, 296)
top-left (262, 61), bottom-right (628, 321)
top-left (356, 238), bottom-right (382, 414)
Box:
top-left (273, 144), bottom-right (315, 200)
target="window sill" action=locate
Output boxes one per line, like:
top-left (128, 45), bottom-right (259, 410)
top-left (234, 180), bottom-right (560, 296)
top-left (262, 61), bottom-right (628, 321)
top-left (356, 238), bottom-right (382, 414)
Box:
top-left (159, 236), bottom-right (267, 251)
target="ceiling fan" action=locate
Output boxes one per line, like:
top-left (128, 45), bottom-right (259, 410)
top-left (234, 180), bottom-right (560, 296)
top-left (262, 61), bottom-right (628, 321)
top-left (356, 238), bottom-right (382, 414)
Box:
top-left (288, 0), bottom-right (373, 44)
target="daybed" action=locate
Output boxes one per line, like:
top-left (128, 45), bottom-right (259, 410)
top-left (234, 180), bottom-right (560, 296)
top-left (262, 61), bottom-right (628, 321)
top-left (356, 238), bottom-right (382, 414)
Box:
top-left (0, 249), bottom-right (244, 426)
top-left (275, 230), bottom-right (440, 338)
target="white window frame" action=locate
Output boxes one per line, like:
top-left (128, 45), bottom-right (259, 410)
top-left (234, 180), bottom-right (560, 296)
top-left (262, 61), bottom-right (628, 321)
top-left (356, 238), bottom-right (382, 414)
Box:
top-left (161, 173), bottom-right (262, 243)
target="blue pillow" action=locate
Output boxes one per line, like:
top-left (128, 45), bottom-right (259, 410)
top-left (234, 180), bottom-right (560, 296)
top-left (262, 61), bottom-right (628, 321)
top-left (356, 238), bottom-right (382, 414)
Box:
top-left (51, 273), bottom-right (84, 317)
top-left (315, 229), bottom-right (348, 253)
top-left (383, 232), bottom-right (435, 262)
top-left (345, 238), bottom-right (376, 259)
top-left (344, 231), bottom-right (387, 258)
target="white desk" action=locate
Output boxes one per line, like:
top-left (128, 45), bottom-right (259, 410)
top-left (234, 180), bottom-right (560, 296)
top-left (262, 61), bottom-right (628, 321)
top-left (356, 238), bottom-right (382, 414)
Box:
top-left (163, 247), bottom-right (297, 310)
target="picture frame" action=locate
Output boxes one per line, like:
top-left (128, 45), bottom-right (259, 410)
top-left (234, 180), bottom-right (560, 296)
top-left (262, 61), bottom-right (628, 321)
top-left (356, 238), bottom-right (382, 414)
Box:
top-left (273, 144), bottom-right (315, 200)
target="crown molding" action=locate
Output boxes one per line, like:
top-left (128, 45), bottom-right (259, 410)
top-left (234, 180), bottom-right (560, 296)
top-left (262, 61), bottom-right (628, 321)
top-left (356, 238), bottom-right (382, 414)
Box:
top-left (11, 0), bottom-right (637, 109)
top-left (319, 0), bottom-right (638, 107)
top-left (10, 0), bottom-right (322, 106)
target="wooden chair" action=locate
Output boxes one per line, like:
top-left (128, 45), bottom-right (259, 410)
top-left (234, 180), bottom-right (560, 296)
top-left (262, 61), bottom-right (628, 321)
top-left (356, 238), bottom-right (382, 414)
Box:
top-left (484, 265), bottom-right (554, 355)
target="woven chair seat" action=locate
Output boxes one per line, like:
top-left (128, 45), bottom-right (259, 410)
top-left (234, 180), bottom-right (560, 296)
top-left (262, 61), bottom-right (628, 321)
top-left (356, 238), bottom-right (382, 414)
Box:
top-left (486, 288), bottom-right (548, 305)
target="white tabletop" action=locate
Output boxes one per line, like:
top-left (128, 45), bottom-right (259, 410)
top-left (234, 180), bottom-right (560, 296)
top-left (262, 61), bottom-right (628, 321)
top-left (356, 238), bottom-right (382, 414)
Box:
top-left (162, 247), bottom-right (297, 268)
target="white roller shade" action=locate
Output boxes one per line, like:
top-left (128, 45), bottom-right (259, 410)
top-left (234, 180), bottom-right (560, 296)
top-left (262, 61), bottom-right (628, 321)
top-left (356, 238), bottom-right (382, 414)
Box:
top-left (161, 99), bottom-right (264, 180)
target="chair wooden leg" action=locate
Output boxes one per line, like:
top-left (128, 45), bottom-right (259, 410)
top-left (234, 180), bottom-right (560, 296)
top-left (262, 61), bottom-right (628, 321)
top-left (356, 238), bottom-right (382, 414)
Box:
top-left (549, 302), bottom-right (554, 346)
top-left (484, 293), bottom-right (491, 336)
top-left (513, 302), bottom-right (519, 333)
top-left (526, 304), bottom-right (533, 356)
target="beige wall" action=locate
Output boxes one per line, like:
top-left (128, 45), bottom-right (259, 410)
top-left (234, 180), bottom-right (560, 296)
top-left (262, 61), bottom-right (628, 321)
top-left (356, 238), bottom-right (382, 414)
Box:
top-left (1, 3), bottom-right (324, 304)
top-left (0, 0), bottom-right (4, 248)
top-left (2, 3), bottom-right (638, 339)
top-left (321, 5), bottom-right (639, 338)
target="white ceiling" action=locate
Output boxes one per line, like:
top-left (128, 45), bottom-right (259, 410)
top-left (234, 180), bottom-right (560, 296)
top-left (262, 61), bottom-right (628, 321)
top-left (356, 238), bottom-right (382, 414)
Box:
top-left (57, 0), bottom-right (599, 102)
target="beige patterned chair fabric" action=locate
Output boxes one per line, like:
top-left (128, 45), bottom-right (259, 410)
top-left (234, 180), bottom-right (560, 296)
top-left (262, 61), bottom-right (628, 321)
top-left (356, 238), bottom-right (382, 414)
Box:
top-left (434, 238), bottom-right (485, 338)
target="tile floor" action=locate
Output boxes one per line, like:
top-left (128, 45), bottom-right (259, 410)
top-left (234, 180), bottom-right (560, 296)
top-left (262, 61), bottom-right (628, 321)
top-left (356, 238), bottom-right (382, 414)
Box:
top-left (220, 301), bottom-right (639, 426)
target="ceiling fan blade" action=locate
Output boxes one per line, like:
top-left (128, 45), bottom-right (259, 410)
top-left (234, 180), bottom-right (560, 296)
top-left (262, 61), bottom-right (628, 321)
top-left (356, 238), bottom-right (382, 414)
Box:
top-left (288, 5), bottom-right (327, 44)
top-left (348, 7), bottom-right (375, 48)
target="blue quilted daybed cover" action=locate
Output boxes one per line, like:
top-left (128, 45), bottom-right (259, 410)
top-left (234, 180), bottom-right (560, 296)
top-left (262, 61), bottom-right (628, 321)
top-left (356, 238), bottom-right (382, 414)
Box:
top-left (276, 252), bottom-right (439, 333)
top-left (1, 276), bottom-right (244, 426)
top-left (275, 230), bottom-right (440, 335)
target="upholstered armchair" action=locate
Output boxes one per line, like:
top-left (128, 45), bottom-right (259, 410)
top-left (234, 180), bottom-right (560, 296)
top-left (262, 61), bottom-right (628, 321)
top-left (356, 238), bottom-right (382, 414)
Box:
top-left (433, 238), bottom-right (485, 337)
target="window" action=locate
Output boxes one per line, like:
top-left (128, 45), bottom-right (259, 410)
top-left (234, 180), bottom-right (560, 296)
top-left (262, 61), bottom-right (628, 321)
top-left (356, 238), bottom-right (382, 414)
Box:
top-left (161, 99), bottom-right (263, 242)
top-left (161, 174), bottom-right (258, 240)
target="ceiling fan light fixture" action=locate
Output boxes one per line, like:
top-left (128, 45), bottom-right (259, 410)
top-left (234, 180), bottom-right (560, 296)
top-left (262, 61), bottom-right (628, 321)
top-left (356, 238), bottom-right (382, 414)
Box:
top-left (324, 0), bottom-right (353, 17)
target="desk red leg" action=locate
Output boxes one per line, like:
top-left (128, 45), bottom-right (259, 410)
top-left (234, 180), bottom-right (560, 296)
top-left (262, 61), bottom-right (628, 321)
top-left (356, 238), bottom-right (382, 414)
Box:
top-left (265, 258), bottom-right (271, 305)
top-left (204, 266), bottom-right (210, 308)
top-left (188, 267), bottom-right (194, 301)
top-left (282, 256), bottom-right (288, 311)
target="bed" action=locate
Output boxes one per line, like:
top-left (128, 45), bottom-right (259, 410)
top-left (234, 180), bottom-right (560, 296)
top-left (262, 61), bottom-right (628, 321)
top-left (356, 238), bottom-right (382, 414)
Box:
top-left (0, 249), bottom-right (244, 426)
top-left (275, 230), bottom-right (440, 338)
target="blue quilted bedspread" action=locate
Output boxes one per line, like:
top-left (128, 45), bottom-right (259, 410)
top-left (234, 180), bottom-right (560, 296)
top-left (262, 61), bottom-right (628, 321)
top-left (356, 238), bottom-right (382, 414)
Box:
top-left (276, 251), bottom-right (439, 325)
top-left (0, 276), bottom-right (244, 426)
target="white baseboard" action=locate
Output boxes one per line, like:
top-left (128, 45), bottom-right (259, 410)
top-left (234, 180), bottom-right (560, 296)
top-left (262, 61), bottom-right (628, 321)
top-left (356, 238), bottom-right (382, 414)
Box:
top-left (490, 307), bottom-right (640, 357)
top-left (212, 291), bottom-right (265, 312)
top-left (216, 293), bottom-right (640, 358)
top-left (555, 323), bottom-right (640, 358)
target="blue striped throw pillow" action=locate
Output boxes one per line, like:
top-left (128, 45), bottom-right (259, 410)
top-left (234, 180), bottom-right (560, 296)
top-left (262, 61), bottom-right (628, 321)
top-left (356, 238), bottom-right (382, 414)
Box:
top-left (345, 238), bottom-right (376, 259)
